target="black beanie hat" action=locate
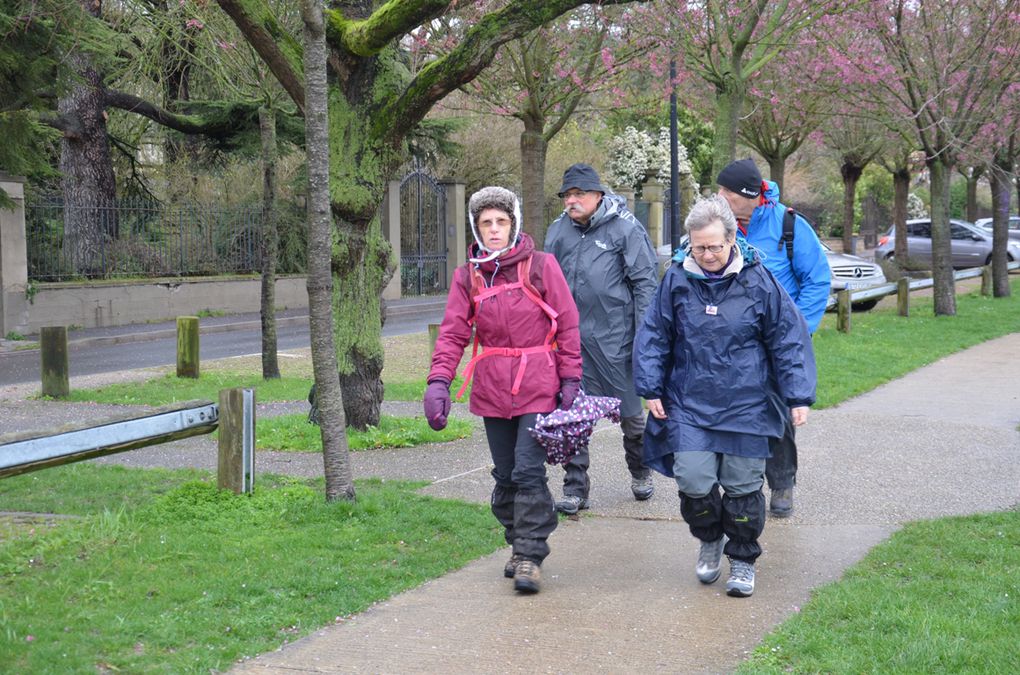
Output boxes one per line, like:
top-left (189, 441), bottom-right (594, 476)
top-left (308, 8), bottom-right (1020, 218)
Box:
top-left (716, 158), bottom-right (762, 199)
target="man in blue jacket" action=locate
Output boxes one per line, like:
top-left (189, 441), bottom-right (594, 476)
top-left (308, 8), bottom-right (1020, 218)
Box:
top-left (716, 158), bottom-right (830, 518)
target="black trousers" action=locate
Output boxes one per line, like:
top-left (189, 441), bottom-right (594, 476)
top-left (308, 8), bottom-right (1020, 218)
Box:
top-left (765, 415), bottom-right (797, 490)
top-left (562, 414), bottom-right (649, 498)
top-left (485, 414), bottom-right (557, 564)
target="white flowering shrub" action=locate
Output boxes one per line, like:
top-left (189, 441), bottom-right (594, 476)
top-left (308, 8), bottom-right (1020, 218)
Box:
top-left (604, 126), bottom-right (698, 194)
top-left (906, 192), bottom-right (927, 219)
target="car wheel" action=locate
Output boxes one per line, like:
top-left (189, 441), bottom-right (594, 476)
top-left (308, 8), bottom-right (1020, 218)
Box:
top-left (851, 299), bottom-right (879, 312)
top-left (985, 254), bottom-right (993, 266)
top-left (884, 252), bottom-right (896, 261)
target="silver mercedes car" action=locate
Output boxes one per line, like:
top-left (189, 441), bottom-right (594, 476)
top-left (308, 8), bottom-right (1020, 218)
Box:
top-left (823, 242), bottom-right (886, 311)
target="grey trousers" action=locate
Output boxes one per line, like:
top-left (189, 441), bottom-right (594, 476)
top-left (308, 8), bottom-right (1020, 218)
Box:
top-left (673, 451), bottom-right (766, 562)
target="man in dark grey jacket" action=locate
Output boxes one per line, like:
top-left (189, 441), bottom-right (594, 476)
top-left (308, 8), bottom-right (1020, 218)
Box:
top-left (544, 163), bottom-right (659, 514)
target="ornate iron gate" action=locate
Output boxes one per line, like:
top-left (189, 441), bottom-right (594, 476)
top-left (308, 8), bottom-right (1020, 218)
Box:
top-left (399, 162), bottom-right (448, 296)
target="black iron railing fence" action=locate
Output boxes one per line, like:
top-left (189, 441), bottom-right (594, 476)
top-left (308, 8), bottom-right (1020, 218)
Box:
top-left (26, 195), bottom-right (269, 281)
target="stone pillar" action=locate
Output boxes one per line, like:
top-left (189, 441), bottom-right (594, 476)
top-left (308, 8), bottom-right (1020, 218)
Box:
top-left (679, 171), bottom-right (696, 230)
top-left (614, 187), bottom-right (636, 214)
top-left (642, 179), bottom-right (665, 248)
top-left (0, 175), bottom-right (29, 336)
top-left (440, 179), bottom-right (466, 291)
top-left (381, 179), bottom-right (402, 301)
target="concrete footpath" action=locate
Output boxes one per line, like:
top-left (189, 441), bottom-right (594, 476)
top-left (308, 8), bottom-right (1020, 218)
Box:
top-left (3, 333), bottom-right (1019, 673)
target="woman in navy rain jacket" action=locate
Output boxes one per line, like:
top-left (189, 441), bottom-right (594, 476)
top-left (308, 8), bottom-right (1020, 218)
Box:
top-left (633, 195), bottom-right (816, 598)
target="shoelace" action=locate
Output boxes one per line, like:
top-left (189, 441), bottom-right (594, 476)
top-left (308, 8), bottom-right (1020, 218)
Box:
top-left (730, 560), bottom-right (754, 581)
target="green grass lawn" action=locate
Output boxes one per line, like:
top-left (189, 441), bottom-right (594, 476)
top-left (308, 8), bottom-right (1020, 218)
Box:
top-left (0, 465), bottom-right (504, 673)
top-left (738, 508), bottom-right (1020, 673)
top-left (256, 414), bottom-right (472, 451)
top-left (812, 280), bottom-right (1020, 407)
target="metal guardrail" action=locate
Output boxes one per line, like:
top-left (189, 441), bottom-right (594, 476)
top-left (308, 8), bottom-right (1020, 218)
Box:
top-left (0, 400), bottom-right (219, 479)
top-left (825, 260), bottom-right (1020, 310)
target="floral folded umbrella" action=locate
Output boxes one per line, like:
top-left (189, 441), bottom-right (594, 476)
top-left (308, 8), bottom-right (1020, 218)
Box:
top-left (529, 393), bottom-right (622, 465)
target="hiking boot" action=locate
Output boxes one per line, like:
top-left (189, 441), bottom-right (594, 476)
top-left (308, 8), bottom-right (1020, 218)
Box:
top-left (631, 475), bottom-right (655, 501)
top-left (503, 553), bottom-right (524, 579)
top-left (513, 560), bottom-right (541, 594)
top-left (555, 495), bottom-right (590, 515)
top-left (726, 558), bottom-right (755, 597)
top-left (770, 488), bottom-right (794, 518)
top-left (695, 536), bottom-right (726, 584)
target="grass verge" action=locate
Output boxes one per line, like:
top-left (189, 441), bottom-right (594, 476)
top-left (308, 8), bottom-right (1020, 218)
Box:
top-left (812, 279), bottom-right (1020, 407)
top-left (0, 464), bottom-right (504, 673)
top-left (256, 414), bottom-right (472, 451)
top-left (738, 508), bottom-right (1020, 673)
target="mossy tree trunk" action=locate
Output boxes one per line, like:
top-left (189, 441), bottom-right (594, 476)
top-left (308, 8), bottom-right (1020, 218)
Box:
top-left (710, 77), bottom-right (745, 180)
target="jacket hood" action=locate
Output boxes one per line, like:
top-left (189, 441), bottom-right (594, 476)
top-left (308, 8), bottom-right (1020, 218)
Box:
top-left (468, 188), bottom-right (523, 263)
top-left (762, 180), bottom-right (780, 206)
top-left (469, 231), bottom-right (536, 273)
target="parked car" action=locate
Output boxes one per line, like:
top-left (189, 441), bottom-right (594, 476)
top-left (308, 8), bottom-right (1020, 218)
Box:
top-left (875, 218), bottom-right (1020, 269)
top-left (974, 216), bottom-right (1020, 241)
top-left (656, 240), bottom-right (886, 311)
top-left (822, 242), bottom-right (887, 312)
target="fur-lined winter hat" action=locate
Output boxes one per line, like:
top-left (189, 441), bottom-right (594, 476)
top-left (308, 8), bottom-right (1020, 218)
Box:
top-left (467, 186), bottom-right (522, 263)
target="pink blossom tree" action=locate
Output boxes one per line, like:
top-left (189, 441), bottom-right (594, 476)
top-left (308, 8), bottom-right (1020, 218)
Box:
top-left (641, 0), bottom-right (846, 177)
top-left (434, 5), bottom-right (651, 242)
top-left (855, 0), bottom-right (1020, 314)
top-left (737, 31), bottom-right (834, 193)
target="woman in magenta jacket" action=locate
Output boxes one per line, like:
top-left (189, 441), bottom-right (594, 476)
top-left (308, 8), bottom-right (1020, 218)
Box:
top-left (424, 186), bottom-right (582, 595)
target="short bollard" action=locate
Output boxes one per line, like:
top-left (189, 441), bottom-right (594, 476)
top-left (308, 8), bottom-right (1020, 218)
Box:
top-left (40, 326), bottom-right (69, 398)
top-left (836, 290), bottom-right (852, 334)
top-left (218, 387), bottom-right (255, 494)
top-left (897, 278), bottom-right (910, 317)
top-left (177, 316), bottom-right (200, 378)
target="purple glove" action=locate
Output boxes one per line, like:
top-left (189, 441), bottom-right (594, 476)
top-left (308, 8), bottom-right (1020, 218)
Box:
top-left (423, 379), bottom-right (451, 431)
top-left (558, 378), bottom-right (581, 410)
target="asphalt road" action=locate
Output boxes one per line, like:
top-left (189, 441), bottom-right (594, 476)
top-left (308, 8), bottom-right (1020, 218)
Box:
top-left (0, 309), bottom-right (443, 387)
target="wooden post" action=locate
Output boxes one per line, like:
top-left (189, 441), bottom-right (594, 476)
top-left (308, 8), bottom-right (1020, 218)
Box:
top-left (897, 278), bottom-right (910, 317)
top-left (836, 290), bottom-right (852, 333)
top-left (428, 323), bottom-right (440, 356)
top-left (981, 265), bottom-right (992, 296)
top-left (40, 326), bottom-right (69, 398)
top-left (218, 387), bottom-right (255, 494)
top-left (176, 316), bottom-right (200, 378)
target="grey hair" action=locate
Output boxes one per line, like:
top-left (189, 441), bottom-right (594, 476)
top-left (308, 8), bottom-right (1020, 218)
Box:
top-left (684, 194), bottom-right (738, 238)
